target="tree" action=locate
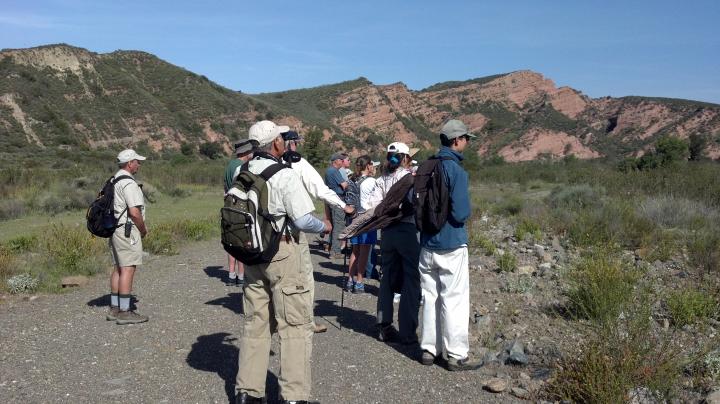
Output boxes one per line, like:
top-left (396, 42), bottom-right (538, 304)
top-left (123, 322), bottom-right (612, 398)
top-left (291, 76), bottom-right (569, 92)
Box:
top-left (300, 128), bottom-right (331, 169)
top-left (688, 134), bottom-right (707, 161)
top-left (180, 142), bottom-right (194, 156)
top-left (199, 141), bottom-right (222, 159)
top-left (654, 136), bottom-right (689, 165)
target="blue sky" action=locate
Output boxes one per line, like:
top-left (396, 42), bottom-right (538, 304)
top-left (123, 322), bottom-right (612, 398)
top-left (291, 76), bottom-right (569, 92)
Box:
top-left (2, 0), bottom-right (719, 103)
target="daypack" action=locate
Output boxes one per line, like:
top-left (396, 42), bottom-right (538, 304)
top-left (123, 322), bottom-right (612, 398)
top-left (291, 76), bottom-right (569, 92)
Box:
top-left (343, 175), bottom-right (371, 225)
top-left (86, 175), bottom-right (134, 238)
top-left (220, 161), bottom-right (289, 265)
top-left (414, 156), bottom-right (453, 234)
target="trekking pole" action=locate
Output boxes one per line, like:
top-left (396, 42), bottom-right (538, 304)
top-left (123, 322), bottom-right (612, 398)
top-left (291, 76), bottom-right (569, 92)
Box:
top-left (339, 244), bottom-right (348, 331)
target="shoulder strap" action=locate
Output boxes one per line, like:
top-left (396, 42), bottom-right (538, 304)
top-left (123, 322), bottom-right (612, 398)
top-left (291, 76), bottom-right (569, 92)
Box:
top-left (259, 162), bottom-right (288, 181)
top-left (112, 175), bottom-right (134, 184)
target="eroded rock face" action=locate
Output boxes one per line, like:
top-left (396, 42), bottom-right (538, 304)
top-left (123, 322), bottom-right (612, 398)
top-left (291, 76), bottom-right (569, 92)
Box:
top-left (498, 128), bottom-right (601, 162)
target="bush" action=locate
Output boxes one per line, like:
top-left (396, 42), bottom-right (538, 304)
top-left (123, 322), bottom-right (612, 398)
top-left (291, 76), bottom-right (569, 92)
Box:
top-left (564, 249), bottom-right (640, 324)
top-left (515, 216), bottom-right (542, 241)
top-left (0, 247), bottom-right (17, 283)
top-left (199, 141), bottom-right (223, 159)
top-left (687, 230), bottom-right (720, 275)
top-left (470, 233), bottom-right (496, 256)
top-left (547, 184), bottom-right (605, 211)
top-left (6, 273), bottom-right (39, 294)
top-left (637, 195), bottom-right (718, 230)
top-left (144, 217), bottom-right (217, 255)
top-left (0, 198), bottom-right (26, 220)
top-left (493, 195), bottom-right (523, 216)
top-left (43, 223), bottom-right (106, 278)
top-left (4, 235), bottom-right (38, 253)
top-left (496, 251), bottom-right (517, 272)
top-left (666, 288), bottom-right (718, 328)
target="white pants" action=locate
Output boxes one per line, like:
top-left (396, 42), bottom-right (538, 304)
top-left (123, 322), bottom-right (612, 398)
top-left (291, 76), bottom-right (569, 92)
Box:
top-left (418, 246), bottom-right (469, 359)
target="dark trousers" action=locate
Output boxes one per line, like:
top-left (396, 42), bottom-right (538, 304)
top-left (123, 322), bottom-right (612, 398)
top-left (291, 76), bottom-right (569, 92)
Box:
top-left (376, 222), bottom-right (421, 341)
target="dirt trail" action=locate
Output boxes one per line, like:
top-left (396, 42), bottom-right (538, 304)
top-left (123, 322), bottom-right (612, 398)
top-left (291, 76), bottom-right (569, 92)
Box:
top-left (0, 238), bottom-right (517, 404)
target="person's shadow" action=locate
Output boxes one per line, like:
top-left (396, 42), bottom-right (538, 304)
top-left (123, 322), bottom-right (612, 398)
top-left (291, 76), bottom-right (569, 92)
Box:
top-left (205, 292), bottom-right (244, 314)
top-left (86, 294), bottom-right (137, 310)
top-left (186, 332), bottom-right (281, 403)
top-left (203, 265), bottom-right (226, 283)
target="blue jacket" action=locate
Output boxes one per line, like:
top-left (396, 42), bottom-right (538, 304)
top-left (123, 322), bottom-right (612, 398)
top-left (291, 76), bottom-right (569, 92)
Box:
top-left (420, 146), bottom-right (471, 250)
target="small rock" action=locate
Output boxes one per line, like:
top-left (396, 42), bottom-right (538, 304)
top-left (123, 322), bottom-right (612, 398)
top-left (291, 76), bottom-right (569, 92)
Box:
top-left (519, 371), bottom-right (531, 380)
top-left (483, 378), bottom-right (508, 393)
top-left (517, 265), bottom-right (535, 276)
top-left (61, 276), bottom-right (89, 288)
top-left (707, 389), bottom-right (720, 404)
top-left (662, 318), bottom-right (670, 329)
top-left (551, 237), bottom-right (563, 252)
top-left (511, 387), bottom-right (529, 399)
top-left (533, 244), bottom-right (545, 258)
top-left (542, 253), bottom-right (553, 263)
top-left (506, 340), bottom-right (529, 365)
top-left (483, 350), bottom-right (499, 364)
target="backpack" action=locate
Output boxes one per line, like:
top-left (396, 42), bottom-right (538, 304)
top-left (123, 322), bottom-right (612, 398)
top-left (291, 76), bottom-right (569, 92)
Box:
top-left (86, 175), bottom-right (134, 238)
top-left (220, 161), bottom-right (289, 265)
top-left (343, 176), bottom-right (370, 225)
top-left (414, 156), bottom-right (453, 234)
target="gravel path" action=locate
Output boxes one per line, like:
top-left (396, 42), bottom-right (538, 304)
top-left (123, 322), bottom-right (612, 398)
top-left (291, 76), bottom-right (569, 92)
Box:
top-left (0, 238), bottom-right (520, 403)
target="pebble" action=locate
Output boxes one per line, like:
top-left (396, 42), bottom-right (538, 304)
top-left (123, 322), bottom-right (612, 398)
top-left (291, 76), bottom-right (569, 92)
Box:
top-left (483, 378), bottom-right (507, 393)
top-left (511, 387), bottom-right (529, 399)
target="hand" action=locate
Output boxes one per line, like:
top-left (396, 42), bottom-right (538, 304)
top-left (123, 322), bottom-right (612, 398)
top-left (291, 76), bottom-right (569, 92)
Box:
top-left (141, 229), bottom-right (148, 238)
top-left (322, 219), bottom-right (332, 235)
top-left (343, 205), bottom-right (355, 215)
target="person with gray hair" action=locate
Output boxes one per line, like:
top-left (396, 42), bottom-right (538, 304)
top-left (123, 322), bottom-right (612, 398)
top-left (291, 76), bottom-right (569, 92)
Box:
top-left (107, 149), bottom-right (149, 325)
top-left (234, 121), bottom-right (331, 404)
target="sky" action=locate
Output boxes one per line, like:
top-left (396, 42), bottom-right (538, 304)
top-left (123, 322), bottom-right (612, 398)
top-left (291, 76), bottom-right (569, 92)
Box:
top-left (2, 0), bottom-right (719, 103)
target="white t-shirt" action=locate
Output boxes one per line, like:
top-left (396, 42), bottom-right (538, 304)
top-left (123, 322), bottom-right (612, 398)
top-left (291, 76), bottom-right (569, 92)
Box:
top-left (112, 169), bottom-right (144, 223)
top-left (359, 176), bottom-right (377, 211)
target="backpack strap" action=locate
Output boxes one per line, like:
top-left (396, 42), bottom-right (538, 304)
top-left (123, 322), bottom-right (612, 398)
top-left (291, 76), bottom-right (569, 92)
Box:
top-left (259, 162), bottom-right (289, 181)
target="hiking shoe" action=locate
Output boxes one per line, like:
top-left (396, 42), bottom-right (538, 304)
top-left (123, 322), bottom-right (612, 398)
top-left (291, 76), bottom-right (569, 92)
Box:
top-left (115, 310), bottom-right (149, 325)
top-left (420, 350), bottom-right (435, 366)
top-left (352, 283), bottom-right (365, 294)
top-left (226, 276), bottom-right (237, 286)
top-left (376, 323), bottom-right (400, 343)
top-left (236, 392), bottom-right (263, 404)
top-left (235, 277), bottom-right (244, 287)
top-left (106, 306), bottom-right (120, 321)
top-left (313, 323), bottom-right (327, 333)
top-left (446, 356), bottom-right (483, 371)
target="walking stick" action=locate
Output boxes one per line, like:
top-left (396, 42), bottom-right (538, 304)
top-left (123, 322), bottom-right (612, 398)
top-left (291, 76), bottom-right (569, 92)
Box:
top-left (339, 245), bottom-right (348, 330)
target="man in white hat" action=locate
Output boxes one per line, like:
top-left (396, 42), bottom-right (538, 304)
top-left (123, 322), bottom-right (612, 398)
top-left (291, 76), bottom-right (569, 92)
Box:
top-left (235, 121), bottom-right (331, 404)
top-left (107, 149), bottom-right (149, 325)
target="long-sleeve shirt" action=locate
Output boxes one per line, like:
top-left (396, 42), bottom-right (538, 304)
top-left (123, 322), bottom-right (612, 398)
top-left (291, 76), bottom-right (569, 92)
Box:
top-left (368, 167), bottom-right (414, 225)
top-left (292, 158), bottom-right (346, 210)
top-left (420, 147), bottom-right (471, 250)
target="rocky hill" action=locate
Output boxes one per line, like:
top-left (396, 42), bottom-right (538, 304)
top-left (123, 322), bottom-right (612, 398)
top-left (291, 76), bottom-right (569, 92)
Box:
top-left (2, 44), bottom-right (719, 161)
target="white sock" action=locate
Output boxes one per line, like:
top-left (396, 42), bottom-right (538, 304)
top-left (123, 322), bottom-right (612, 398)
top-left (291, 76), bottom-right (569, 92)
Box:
top-left (228, 272), bottom-right (237, 279)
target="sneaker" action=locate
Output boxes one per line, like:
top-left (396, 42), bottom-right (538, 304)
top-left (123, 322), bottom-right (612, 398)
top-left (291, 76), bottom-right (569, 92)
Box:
top-left (376, 323), bottom-right (400, 343)
top-left (352, 283), bottom-right (365, 294)
top-left (446, 356), bottom-right (483, 371)
top-left (393, 293), bottom-right (401, 304)
top-left (106, 306), bottom-right (120, 321)
top-left (235, 277), bottom-right (244, 287)
top-left (115, 310), bottom-right (149, 325)
top-left (420, 350), bottom-right (435, 366)
top-left (226, 275), bottom-right (237, 286)
top-left (343, 278), bottom-right (354, 292)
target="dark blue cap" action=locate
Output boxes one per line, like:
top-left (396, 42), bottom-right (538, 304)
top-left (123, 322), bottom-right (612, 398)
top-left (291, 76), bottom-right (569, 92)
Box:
top-left (281, 130), bottom-right (302, 141)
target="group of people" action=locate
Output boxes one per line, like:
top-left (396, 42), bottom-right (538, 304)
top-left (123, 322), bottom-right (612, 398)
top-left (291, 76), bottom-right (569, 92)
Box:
top-left (104, 118), bottom-right (479, 404)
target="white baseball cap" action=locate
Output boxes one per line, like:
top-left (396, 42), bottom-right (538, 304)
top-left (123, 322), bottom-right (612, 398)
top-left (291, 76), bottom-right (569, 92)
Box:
top-left (248, 120), bottom-right (290, 147)
top-left (371, 161), bottom-right (381, 167)
top-left (117, 149), bottom-right (146, 164)
top-left (387, 142), bottom-right (419, 156)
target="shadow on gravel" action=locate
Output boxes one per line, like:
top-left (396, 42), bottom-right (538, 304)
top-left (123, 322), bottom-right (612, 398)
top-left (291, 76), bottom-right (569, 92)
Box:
top-left (206, 292), bottom-right (244, 314)
top-left (203, 265), bottom-right (226, 283)
top-left (313, 298), bottom-right (376, 337)
top-left (187, 332), bottom-right (281, 403)
top-left (318, 260), bottom-right (346, 273)
top-left (313, 271), bottom-right (379, 297)
top-left (86, 294), bottom-right (138, 310)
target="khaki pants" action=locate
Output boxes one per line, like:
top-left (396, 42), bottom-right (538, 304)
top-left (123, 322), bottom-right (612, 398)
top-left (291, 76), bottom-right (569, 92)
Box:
top-left (236, 240), bottom-right (314, 401)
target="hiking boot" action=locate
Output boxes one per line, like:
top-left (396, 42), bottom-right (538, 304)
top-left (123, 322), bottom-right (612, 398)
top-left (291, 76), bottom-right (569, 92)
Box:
top-left (446, 356), bottom-right (483, 371)
top-left (236, 392), bottom-right (263, 404)
top-left (106, 306), bottom-right (120, 321)
top-left (376, 323), bottom-right (400, 343)
top-left (352, 283), bottom-right (365, 294)
top-left (313, 323), bottom-right (327, 333)
top-left (236, 277), bottom-right (244, 287)
top-left (115, 310), bottom-right (149, 325)
top-left (420, 350), bottom-right (435, 366)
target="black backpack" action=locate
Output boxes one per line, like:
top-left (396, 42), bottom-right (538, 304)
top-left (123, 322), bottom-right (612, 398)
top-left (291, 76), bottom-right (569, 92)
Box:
top-left (86, 175), bottom-right (134, 238)
top-left (343, 175), bottom-right (370, 225)
top-left (220, 161), bottom-right (289, 265)
top-left (414, 156), bottom-right (453, 234)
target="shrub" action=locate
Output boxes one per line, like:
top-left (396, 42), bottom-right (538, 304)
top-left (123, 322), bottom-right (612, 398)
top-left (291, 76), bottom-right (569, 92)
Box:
top-left (0, 247), bottom-right (17, 282)
top-left (515, 216), bottom-right (542, 241)
top-left (0, 198), bottom-right (26, 220)
top-left (666, 288), bottom-right (718, 328)
top-left (637, 195), bottom-right (718, 230)
top-left (687, 230), bottom-right (720, 275)
top-left (496, 251), bottom-right (517, 272)
top-left (199, 141), bottom-right (223, 159)
top-left (6, 273), bottom-right (39, 294)
top-left (144, 230), bottom-right (176, 255)
top-left (493, 195), bottom-right (523, 216)
top-left (547, 184), bottom-right (605, 211)
top-left (144, 217), bottom-right (217, 255)
top-left (43, 223), bottom-right (106, 278)
top-left (564, 249), bottom-right (640, 324)
top-left (4, 235), bottom-right (39, 253)
top-left (470, 233), bottom-right (496, 256)
top-left (500, 276), bottom-right (533, 294)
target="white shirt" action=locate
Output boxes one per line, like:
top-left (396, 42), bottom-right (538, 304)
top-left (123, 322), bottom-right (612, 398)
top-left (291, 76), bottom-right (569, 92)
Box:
top-left (112, 169), bottom-right (144, 223)
top-left (359, 176), bottom-right (377, 211)
top-left (367, 167), bottom-right (414, 224)
top-left (287, 157), bottom-right (346, 210)
top-left (247, 157), bottom-right (315, 232)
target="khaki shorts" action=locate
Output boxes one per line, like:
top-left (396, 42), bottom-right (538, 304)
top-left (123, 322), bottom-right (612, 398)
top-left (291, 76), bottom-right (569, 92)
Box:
top-left (109, 227), bottom-right (143, 267)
